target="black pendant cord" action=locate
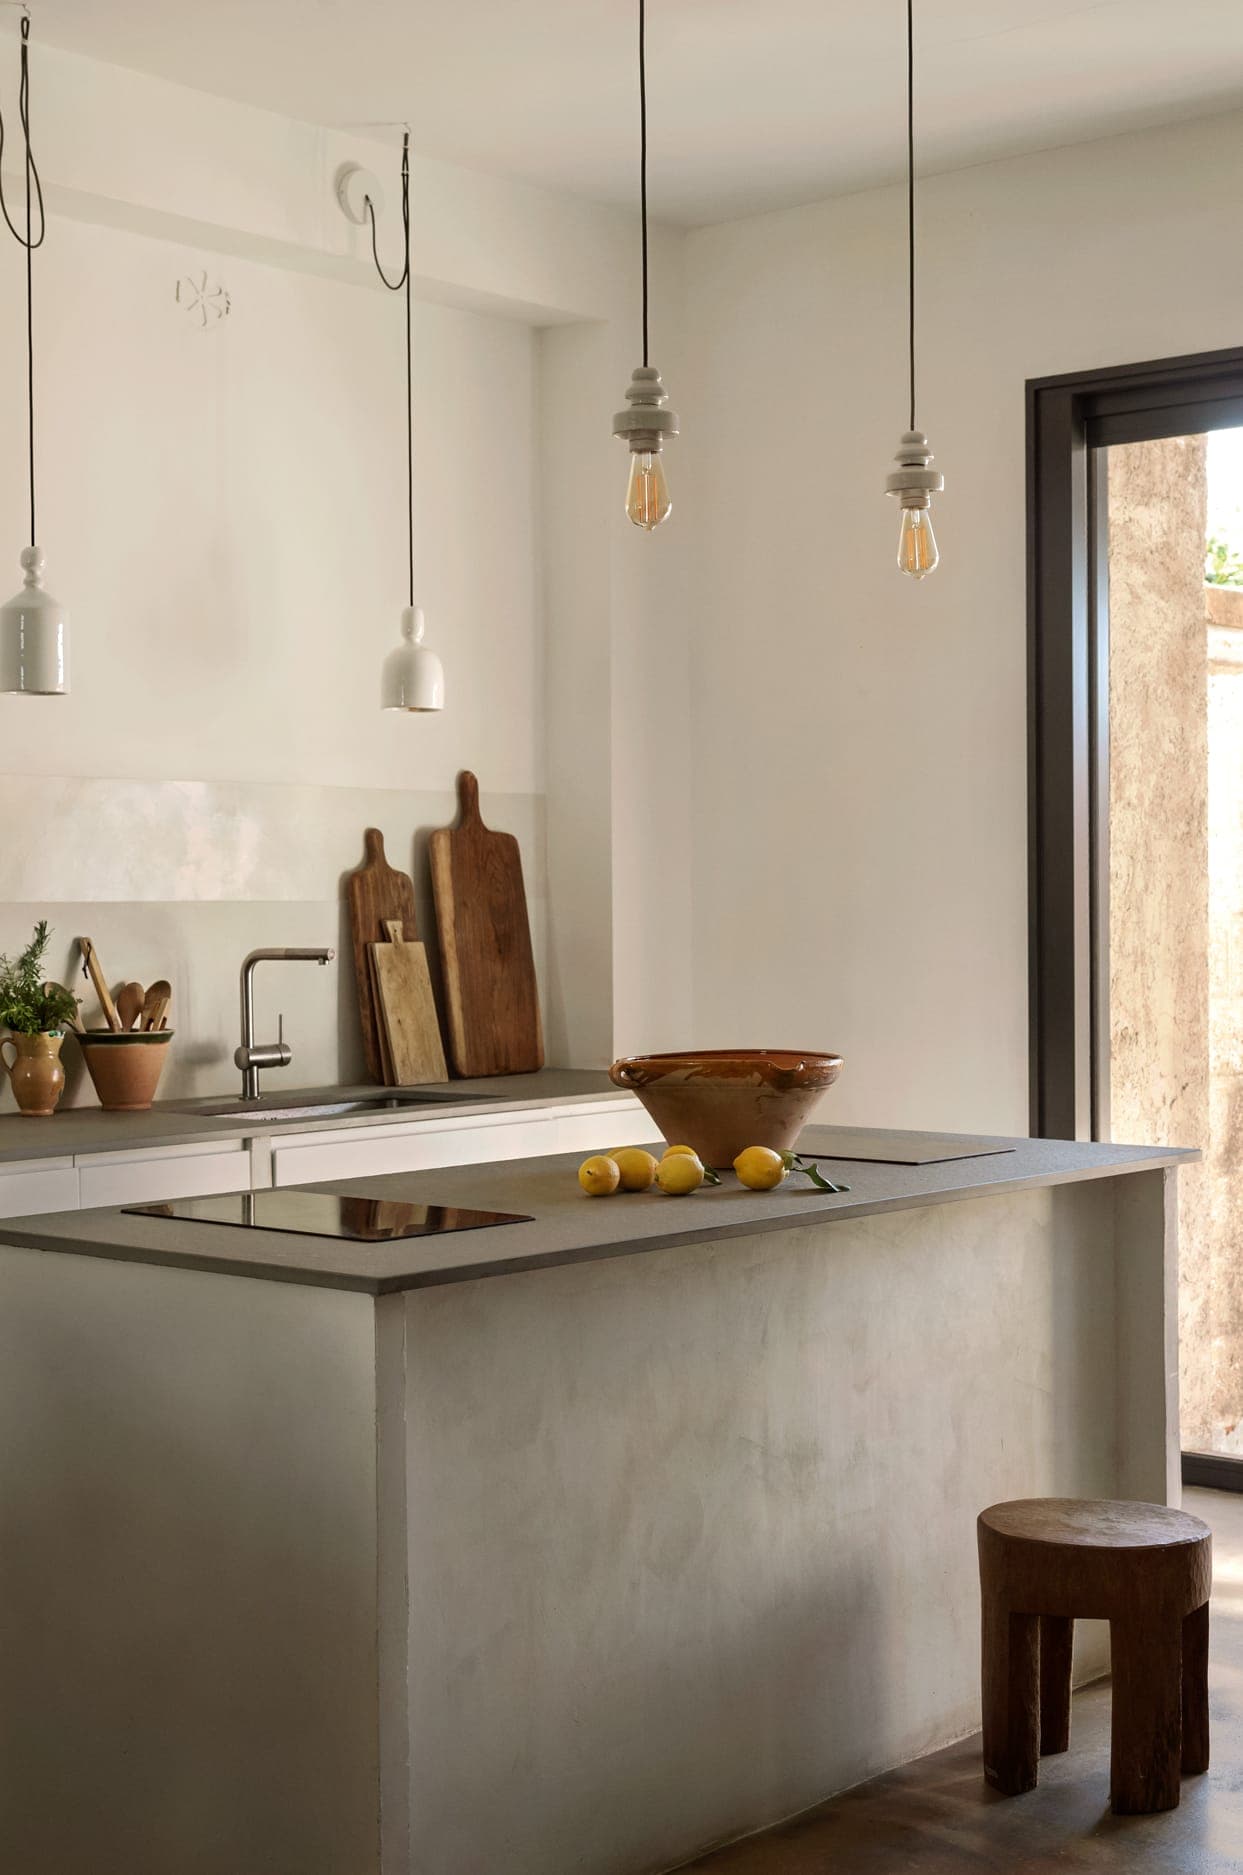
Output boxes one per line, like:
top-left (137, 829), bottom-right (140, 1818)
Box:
top-left (365, 133), bottom-right (414, 609)
top-left (906, 0), bottom-right (916, 434)
top-left (0, 15), bottom-right (47, 549)
top-left (639, 0), bottom-right (649, 368)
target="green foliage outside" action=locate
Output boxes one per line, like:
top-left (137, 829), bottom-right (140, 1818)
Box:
top-left (1205, 534), bottom-right (1243, 587)
top-left (0, 922), bottom-right (79, 1035)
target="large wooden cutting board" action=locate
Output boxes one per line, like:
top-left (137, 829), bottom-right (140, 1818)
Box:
top-left (346, 829), bottom-right (419, 1084)
top-left (429, 772), bottom-right (543, 1077)
top-left (370, 921), bottom-right (448, 1086)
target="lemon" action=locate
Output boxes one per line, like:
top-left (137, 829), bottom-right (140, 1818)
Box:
top-left (661, 1143), bottom-right (700, 1160)
top-left (656, 1151), bottom-right (705, 1195)
top-left (734, 1146), bottom-right (788, 1191)
top-left (609, 1147), bottom-right (659, 1192)
top-left (579, 1154), bottom-right (621, 1197)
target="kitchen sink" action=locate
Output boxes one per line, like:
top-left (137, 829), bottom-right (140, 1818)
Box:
top-left (164, 1088), bottom-right (508, 1123)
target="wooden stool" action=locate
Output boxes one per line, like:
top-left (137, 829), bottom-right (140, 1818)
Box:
top-left (978, 1499), bottom-right (1211, 1814)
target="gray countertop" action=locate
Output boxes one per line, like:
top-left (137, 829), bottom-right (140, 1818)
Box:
top-left (0, 1126), bottom-right (1196, 1296)
top-left (0, 1069), bottom-right (618, 1164)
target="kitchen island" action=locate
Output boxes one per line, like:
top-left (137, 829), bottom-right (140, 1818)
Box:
top-left (0, 1127), bottom-right (1192, 1875)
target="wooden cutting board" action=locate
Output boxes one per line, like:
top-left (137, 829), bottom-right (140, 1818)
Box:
top-left (366, 947), bottom-right (396, 1085)
top-left (346, 829), bottom-right (419, 1083)
top-left (370, 921), bottom-right (448, 1086)
top-left (429, 771), bottom-right (544, 1077)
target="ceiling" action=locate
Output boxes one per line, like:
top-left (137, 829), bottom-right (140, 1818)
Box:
top-left (32, 0), bottom-right (1243, 225)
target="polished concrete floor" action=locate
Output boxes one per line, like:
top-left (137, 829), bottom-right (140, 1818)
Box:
top-left (684, 1488), bottom-right (1243, 1874)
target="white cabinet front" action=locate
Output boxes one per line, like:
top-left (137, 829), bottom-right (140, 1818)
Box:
top-left (0, 1158), bottom-right (80, 1219)
top-left (77, 1141), bottom-right (252, 1210)
top-left (269, 1101), bottom-right (657, 1188)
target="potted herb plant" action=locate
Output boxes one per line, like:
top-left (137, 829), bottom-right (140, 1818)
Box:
top-left (0, 921), bottom-right (79, 1117)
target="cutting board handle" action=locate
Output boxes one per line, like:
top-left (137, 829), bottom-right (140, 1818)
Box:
top-left (455, 770), bottom-right (483, 828)
top-left (363, 827), bottom-right (388, 866)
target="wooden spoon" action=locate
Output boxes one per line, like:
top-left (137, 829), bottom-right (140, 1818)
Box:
top-left (116, 982), bottom-right (146, 1032)
top-left (141, 980), bottom-right (171, 1031)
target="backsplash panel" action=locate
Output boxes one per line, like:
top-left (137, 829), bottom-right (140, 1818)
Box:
top-left (0, 777), bottom-right (547, 1106)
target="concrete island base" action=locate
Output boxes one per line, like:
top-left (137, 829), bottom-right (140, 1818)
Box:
top-left (0, 1136), bottom-right (1184, 1874)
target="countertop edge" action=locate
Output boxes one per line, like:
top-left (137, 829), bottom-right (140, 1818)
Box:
top-left (0, 1142), bottom-right (1194, 1297)
top-left (379, 1147), bottom-right (1195, 1292)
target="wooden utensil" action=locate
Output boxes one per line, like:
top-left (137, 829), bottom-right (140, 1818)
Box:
top-left (369, 920), bottom-right (448, 1086)
top-left (141, 980), bottom-right (172, 1031)
top-left (77, 938), bottom-right (122, 1032)
top-left (428, 771), bottom-right (543, 1077)
top-left (116, 982), bottom-right (146, 1032)
top-left (345, 829), bottom-right (419, 1083)
top-left (144, 995), bottom-right (171, 1033)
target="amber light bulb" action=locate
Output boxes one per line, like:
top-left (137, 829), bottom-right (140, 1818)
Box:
top-left (626, 449), bottom-right (671, 531)
top-left (897, 505), bottom-right (938, 580)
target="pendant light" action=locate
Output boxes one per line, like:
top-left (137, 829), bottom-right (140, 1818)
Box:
top-left (885, 0), bottom-right (943, 580)
top-left (338, 134), bottom-right (444, 712)
top-left (613, 0), bottom-right (678, 530)
top-left (0, 15), bottom-right (68, 695)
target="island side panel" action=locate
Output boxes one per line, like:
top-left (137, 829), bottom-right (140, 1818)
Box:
top-left (1113, 1165), bottom-right (1182, 1505)
top-left (376, 1290), bottom-right (412, 1875)
top-left (398, 1176), bottom-right (1126, 1875)
top-left (0, 1243), bottom-right (382, 1875)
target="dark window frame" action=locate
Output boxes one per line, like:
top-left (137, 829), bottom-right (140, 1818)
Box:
top-left (1026, 345), bottom-right (1243, 1141)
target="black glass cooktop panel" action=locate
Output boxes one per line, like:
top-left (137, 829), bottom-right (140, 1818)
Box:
top-left (125, 1189), bottom-right (533, 1243)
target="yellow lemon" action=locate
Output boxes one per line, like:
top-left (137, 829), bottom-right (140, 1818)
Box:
top-left (661, 1143), bottom-right (700, 1160)
top-left (578, 1154), bottom-right (621, 1197)
top-left (733, 1146), bottom-right (788, 1191)
top-left (656, 1151), bottom-right (705, 1195)
top-left (610, 1147), bottom-right (659, 1192)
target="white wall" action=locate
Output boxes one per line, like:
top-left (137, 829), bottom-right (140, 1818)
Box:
top-left (9, 37), bottom-right (1236, 1126)
top-left (682, 107), bottom-right (1243, 1136)
top-left (0, 39), bottom-right (687, 1099)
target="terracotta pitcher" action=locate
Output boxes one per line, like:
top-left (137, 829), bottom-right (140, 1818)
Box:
top-left (1, 1031), bottom-right (66, 1117)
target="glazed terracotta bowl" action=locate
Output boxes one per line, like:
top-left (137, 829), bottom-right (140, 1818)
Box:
top-left (78, 1029), bottom-right (174, 1112)
top-left (608, 1049), bottom-right (844, 1169)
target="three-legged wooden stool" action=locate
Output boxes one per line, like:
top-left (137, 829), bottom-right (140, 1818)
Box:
top-left (978, 1498), bottom-right (1211, 1814)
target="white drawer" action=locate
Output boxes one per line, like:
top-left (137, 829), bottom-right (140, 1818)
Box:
top-left (0, 1156), bottom-right (79, 1219)
top-left (271, 1100), bottom-right (658, 1187)
top-left (78, 1140), bottom-right (250, 1210)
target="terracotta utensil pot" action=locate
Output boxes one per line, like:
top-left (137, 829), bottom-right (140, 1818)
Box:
top-left (78, 1030), bottom-right (174, 1112)
top-left (609, 1048), bottom-right (844, 1168)
top-left (1, 1031), bottom-right (67, 1117)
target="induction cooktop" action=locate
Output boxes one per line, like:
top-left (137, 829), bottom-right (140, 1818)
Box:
top-left (125, 1189), bottom-right (533, 1243)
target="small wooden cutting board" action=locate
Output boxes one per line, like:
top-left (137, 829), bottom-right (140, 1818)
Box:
top-left (346, 829), bottom-right (419, 1084)
top-left (429, 772), bottom-right (543, 1077)
top-left (370, 921), bottom-right (448, 1086)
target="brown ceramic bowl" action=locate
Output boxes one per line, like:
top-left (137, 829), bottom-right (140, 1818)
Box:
top-left (608, 1049), bottom-right (844, 1169)
top-left (78, 1029), bottom-right (174, 1112)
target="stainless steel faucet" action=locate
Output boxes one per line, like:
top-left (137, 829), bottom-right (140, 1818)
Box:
top-left (235, 947), bottom-right (334, 1101)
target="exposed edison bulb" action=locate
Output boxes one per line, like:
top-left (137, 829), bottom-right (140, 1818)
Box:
top-left (897, 505), bottom-right (938, 580)
top-left (626, 449), bottom-right (672, 531)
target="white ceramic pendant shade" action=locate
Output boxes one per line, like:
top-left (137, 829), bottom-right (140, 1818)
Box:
top-left (382, 605), bottom-right (444, 712)
top-left (337, 137), bottom-right (445, 713)
top-left (0, 546), bottom-right (68, 695)
top-left (1, 23), bottom-right (70, 695)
